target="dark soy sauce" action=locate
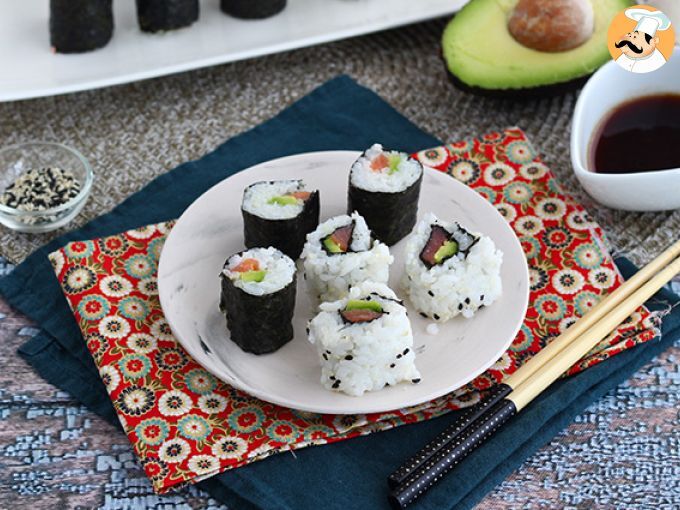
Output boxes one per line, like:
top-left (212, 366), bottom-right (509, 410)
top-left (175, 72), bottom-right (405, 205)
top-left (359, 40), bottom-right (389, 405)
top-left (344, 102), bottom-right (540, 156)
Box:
top-left (592, 94), bottom-right (680, 174)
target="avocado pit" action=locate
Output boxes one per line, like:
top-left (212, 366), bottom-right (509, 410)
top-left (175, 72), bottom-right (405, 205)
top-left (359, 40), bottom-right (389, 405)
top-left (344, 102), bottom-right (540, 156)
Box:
top-left (508, 0), bottom-right (594, 53)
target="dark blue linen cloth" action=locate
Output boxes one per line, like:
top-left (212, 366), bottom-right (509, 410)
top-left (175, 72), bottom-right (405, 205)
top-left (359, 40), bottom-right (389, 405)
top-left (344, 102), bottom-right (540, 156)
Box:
top-left (2, 76), bottom-right (678, 510)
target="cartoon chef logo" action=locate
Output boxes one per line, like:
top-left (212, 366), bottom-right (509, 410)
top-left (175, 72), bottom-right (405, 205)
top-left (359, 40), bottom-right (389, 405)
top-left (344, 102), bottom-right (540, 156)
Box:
top-left (608, 5), bottom-right (674, 73)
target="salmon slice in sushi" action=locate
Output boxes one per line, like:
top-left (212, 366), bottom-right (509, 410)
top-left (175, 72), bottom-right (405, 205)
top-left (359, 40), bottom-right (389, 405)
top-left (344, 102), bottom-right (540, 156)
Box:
top-left (348, 144), bottom-right (423, 246)
top-left (402, 213), bottom-right (503, 321)
top-left (219, 247), bottom-right (296, 354)
top-left (242, 180), bottom-right (320, 259)
top-left (308, 282), bottom-right (420, 396)
top-left (301, 212), bottom-right (393, 303)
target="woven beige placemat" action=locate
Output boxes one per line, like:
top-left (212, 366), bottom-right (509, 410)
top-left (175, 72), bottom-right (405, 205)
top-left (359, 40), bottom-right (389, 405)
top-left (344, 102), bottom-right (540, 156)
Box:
top-left (0, 19), bottom-right (677, 264)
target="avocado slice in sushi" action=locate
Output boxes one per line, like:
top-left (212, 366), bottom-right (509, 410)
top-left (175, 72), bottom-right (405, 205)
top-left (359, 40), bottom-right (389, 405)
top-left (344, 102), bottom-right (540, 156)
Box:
top-left (434, 240), bottom-right (459, 264)
top-left (322, 223), bottom-right (354, 255)
top-left (341, 299), bottom-right (384, 324)
top-left (240, 270), bottom-right (266, 283)
top-left (268, 195), bottom-right (299, 206)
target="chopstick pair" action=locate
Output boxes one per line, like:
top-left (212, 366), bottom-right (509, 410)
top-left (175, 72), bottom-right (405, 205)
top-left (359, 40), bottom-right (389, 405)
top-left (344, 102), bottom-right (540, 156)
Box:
top-left (388, 239), bottom-right (680, 509)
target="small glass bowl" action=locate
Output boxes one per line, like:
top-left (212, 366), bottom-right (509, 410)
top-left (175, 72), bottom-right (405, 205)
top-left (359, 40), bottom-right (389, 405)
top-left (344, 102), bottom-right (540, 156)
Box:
top-left (0, 142), bottom-right (94, 233)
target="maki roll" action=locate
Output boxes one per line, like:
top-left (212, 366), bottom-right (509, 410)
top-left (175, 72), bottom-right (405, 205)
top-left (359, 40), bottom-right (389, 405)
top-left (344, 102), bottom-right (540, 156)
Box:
top-left (220, 0), bottom-right (287, 19)
top-left (50, 0), bottom-right (114, 53)
top-left (348, 144), bottom-right (423, 246)
top-left (242, 180), bottom-right (320, 259)
top-left (308, 282), bottom-right (421, 396)
top-left (402, 213), bottom-right (503, 321)
top-left (301, 212), bottom-right (393, 303)
top-left (136, 0), bottom-right (199, 33)
top-left (219, 247), bottom-right (296, 354)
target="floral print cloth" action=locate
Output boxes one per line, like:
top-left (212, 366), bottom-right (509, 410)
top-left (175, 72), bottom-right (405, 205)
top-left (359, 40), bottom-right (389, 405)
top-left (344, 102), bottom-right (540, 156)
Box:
top-left (49, 128), bottom-right (658, 493)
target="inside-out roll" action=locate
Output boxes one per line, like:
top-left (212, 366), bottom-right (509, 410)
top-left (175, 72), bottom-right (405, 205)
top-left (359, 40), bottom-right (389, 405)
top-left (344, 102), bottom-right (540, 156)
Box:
top-left (307, 281), bottom-right (420, 396)
top-left (219, 247), bottom-right (296, 354)
top-left (301, 212), bottom-right (393, 303)
top-left (242, 179), bottom-right (320, 259)
top-left (402, 213), bottom-right (503, 321)
top-left (347, 144), bottom-right (423, 246)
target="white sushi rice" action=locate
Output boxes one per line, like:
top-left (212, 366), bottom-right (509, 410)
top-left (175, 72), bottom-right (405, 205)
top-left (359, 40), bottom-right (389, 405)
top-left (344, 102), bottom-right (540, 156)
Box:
top-left (308, 282), bottom-right (421, 396)
top-left (222, 247), bottom-right (295, 296)
top-left (402, 213), bottom-right (503, 321)
top-left (301, 212), bottom-right (393, 303)
top-left (350, 143), bottom-right (422, 193)
top-left (242, 180), bottom-right (308, 220)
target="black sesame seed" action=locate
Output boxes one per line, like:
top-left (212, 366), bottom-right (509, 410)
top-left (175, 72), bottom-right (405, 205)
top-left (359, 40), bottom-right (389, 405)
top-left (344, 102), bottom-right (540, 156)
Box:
top-left (390, 363), bottom-right (395, 368)
top-left (403, 348), bottom-right (409, 355)
top-left (326, 350), bottom-right (331, 354)
top-left (458, 303), bottom-right (464, 311)
top-left (433, 313), bottom-right (440, 320)
top-left (419, 312), bottom-right (428, 319)
top-left (412, 378), bottom-right (421, 383)
top-left (396, 354), bottom-right (402, 359)
top-left (332, 380), bottom-right (341, 389)
top-left (330, 375), bottom-right (335, 380)
top-left (465, 297), bottom-right (470, 304)
top-left (345, 355), bottom-right (353, 361)
top-left (480, 294), bottom-right (485, 301)
top-left (306, 327), bottom-right (310, 335)
top-left (322, 353), bottom-right (328, 360)
top-left (428, 290), bottom-right (434, 297)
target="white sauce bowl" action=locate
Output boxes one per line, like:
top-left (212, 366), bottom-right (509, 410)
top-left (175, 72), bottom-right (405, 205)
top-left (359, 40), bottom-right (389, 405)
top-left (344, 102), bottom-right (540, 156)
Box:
top-left (570, 48), bottom-right (680, 211)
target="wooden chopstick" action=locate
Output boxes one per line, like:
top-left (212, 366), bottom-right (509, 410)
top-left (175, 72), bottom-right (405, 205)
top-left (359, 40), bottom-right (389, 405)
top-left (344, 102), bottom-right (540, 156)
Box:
top-left (387, 239), bottom-right (680, 490)
top-left (506, 239), bottom-right (680, 391)
top-left (389, 246), bottom-right (680, 508)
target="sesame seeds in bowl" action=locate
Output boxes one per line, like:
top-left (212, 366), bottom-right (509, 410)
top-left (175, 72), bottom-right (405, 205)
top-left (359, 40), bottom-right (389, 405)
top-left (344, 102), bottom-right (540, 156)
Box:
top-left (0, 142), bottom-right (94, 233)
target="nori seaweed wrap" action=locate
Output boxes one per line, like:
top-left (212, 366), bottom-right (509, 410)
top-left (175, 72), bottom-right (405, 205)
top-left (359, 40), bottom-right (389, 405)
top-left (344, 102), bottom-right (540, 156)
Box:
top-left (219, 248), bottom-right (297, 355)
top-left (347, 144), bottom-right (423, 246)
top-left (242, 180), bottom-right (320, 259)
top-left (136, 0), bottom-right (199, 33)
top-left (50, 0), bottom-right (114, 54)
top-left (220, 0), bottom-right (287, 20)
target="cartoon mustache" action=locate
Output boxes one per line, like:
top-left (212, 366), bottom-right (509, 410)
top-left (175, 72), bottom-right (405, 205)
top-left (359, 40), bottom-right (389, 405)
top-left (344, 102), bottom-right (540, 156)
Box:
top-left (615, 39), bottom-right (643, 54)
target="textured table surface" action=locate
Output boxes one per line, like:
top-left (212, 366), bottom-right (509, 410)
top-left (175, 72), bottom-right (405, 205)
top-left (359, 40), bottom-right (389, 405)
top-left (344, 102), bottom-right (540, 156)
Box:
top-left (0, 17), bottom-right (679, 509)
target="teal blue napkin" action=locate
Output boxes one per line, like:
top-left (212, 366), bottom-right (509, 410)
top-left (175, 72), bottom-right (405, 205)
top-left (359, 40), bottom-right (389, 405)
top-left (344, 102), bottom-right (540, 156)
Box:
top-left (3, 76), bottom-right (679, 510)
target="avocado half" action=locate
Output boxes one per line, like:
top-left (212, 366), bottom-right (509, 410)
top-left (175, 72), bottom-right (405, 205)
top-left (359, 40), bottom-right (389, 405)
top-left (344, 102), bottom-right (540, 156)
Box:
top-left (442, 0), bottom-right (631, 95)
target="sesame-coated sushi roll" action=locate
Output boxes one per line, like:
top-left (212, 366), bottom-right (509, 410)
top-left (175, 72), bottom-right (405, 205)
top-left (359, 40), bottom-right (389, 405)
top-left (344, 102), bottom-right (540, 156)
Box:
top-left (242, 180), bottom-right (320, 259)
top-left (219, 247), bottom-right (296, 354)
top-left (348, 144), bottom-right (423, 246)
top-left (308, 282), bottom-right (420, 396)
top-left (50, 0), bottom-right (114, 53)
top-left (402, 213), bottom-right (503, 322)
top-left (136, 0), bottom-right (199, 33)
top-left (220, 0), bottom-right (287, 19)
top-left (301, 212), bottom-right (393, 303)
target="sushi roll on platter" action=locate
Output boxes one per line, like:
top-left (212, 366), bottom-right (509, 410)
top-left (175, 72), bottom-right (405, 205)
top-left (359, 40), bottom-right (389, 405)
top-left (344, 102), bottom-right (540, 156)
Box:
top-left (308, 282), bottom-right (420, 397)
top-left (242, 180), bottom-right (320, 259)
top-left (136, 0), bottom-right (199, 33)
top-left (403, 213), bottom-right (503, 321)
top-left (220, 0), bottom-right (287, 19)
top-left (220, 247), bottom-right (297, 355)
top-left (301, 212), bottom-right (393, 303)
top-left (50, 0), bottom-right (114, 53)
top-left (348, 144), bottom-right (423, 246)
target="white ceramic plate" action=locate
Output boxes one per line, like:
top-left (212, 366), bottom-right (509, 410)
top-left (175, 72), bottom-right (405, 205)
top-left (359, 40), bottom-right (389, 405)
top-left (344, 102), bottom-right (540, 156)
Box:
top-left (0, 0), bottom-right (467, 102)
top-left (158, 151), bottom-right (528, 414)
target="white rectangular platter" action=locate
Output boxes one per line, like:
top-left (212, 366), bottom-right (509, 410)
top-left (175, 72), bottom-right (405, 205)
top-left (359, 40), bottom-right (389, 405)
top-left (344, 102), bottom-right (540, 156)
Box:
top-left (0, 0), bottom-right (467, 102)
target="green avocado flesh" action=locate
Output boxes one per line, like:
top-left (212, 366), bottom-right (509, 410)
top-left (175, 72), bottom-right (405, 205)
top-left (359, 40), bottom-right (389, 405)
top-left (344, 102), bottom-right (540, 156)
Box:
top-left (388, 154), bottom-right (402, 174)
top-left (268, 195), bottom-right (298, 206)
top-left (240, 270), bottom-right (266, 283)
top-left (345, 299), bottom-right (383, 313)
top-left (323, 237), bottom-right (343, 253)
top-left (442, 0), bottom-right (631, 91)
top-left (434, 240), bottom-right (458, 264)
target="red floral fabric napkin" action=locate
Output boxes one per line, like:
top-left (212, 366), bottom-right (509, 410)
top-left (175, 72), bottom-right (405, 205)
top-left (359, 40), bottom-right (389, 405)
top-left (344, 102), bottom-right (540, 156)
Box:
top-left (49, 128), bottom-right (658, 493)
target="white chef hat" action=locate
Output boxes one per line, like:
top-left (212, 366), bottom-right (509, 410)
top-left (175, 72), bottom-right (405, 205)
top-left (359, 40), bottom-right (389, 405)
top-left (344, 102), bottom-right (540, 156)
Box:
top-left (625, 8), bottom-right (672, 37)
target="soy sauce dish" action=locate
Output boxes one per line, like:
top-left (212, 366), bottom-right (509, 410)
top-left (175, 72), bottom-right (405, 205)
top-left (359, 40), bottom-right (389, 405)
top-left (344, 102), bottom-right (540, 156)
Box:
top-left (571, 49), bottom-right (680, 211)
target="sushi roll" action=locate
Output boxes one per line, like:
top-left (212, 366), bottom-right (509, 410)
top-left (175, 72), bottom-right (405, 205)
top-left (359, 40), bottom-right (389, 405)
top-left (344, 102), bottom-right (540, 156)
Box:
top-left (242, 180), bottom-right (320, 259)
top-left (136, 0), bottom-right (199, 33)
top-left (219, 247), bottom-right (296, 354)
top-left (50, 0), bottom-right (114, 53)
top-left (308, 282), bottom-right (420, 397)
top-left (220, 0), bottom-right (287, 19)
top-left (301, 212), bottom-right (393, 303)
top-left (402, 213), bottom-right (503, 321)
top-left (347, 144), bottom-right (424, 246)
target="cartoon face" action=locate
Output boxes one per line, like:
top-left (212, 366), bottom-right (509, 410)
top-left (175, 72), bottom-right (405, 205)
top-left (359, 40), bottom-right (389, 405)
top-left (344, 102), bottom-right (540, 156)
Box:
top-left (615, 30), bottom-right (659, 58)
